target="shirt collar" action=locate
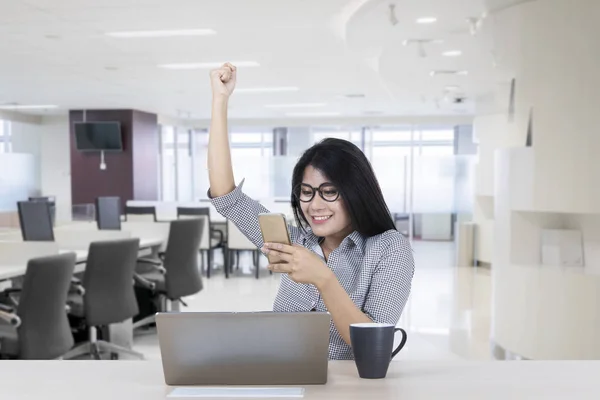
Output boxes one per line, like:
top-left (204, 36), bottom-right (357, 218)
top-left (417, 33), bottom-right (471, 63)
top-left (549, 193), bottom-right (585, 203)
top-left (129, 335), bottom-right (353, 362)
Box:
top-left (301, 229), bottom-right (365, 255)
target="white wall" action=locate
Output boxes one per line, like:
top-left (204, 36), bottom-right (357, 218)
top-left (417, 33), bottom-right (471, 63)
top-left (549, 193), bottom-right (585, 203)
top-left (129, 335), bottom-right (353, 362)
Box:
top-left (39, 116), bottom-right (71, 222)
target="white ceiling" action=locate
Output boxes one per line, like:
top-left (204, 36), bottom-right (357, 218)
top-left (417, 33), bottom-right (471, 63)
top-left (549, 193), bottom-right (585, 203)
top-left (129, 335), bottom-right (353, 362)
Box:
top-left (0, 0), bottom-right (521, 120)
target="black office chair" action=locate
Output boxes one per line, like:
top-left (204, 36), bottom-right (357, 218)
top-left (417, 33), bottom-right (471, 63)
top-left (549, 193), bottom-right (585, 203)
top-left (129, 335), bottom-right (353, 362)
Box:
top-left (133, 219), bottom-right (204, 330)
top-left (177, 207), bottom-right (223, 278)
top-left (96, 196), bottom-right (122, 230)
top-left (64, 239), bottom-right (144, 360)
top-left (0, 253), bottom-right (76, 359)
top-left (28, 196), bottom-right (56, 227)
top-left (17, 201), bottom-right (55, 241)
top-left (124, 205), bottom-right (157, 222)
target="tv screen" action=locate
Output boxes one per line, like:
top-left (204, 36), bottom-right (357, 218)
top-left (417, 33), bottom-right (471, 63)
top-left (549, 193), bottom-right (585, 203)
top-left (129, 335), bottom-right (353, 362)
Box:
top-left (75, 122), bottom-right (123, 151)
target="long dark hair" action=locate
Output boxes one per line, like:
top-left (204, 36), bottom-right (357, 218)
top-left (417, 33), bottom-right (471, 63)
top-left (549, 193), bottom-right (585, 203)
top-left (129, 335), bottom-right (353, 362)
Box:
top-left (290, 138), bottom-right (396, 237)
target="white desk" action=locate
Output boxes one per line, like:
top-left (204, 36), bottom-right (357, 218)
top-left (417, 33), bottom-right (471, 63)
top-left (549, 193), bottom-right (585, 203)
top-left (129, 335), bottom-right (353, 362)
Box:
top-left (0, 360), bottom-right (599, 399)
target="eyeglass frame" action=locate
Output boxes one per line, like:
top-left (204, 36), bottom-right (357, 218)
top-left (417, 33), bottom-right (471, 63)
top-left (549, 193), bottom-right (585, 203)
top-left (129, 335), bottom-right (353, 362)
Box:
top-left (293, 182), bottom-right (341, 203)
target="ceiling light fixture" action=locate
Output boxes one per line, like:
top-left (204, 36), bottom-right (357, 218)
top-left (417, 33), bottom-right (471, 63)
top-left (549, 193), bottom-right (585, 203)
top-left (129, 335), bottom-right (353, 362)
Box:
top-left (236, 87), bottom-right (300, 94)
top-left (416, 17), bottom-right (437, 24)
top-left (442, 50), bottom-right (463, 57)
top-left (285, 112), bottom-right (341, 117)
top-left (430, 70), bottom-right (468, 76)
top-left (444, 85), bottom-right (461, 92)
top-left (106, 29), bottom-right (216, 38)
top-left (159, 61), bottom-right (259, 70)
top-left (265, 103), bottom-right (327, 109)
top-left (0, 104), bottom-right (58, 110)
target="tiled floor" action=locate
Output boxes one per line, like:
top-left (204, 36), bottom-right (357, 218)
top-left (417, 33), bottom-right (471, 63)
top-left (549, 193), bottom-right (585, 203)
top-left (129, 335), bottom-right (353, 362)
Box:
top-left (134, 241), bottom-right (493, 362)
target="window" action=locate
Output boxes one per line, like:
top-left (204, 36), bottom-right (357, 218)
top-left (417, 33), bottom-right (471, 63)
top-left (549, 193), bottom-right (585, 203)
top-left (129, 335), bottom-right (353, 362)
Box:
top-left (420, 129), bottom-right (454, 141)
top-left (160, 126), bottom-right (176, 201)
top-left (0, 120), bottom-right (11, 153)
top-left (312, 128), bottom-right (362, 149)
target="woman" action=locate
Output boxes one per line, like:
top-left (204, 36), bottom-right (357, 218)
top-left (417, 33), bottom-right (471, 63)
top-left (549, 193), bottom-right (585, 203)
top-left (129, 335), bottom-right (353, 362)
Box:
top-left (207, 63), bottom-right (415, 360)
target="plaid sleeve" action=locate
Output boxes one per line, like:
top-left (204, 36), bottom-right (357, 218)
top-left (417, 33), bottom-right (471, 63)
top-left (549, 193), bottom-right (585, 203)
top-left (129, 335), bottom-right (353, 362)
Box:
top-left (209, 179), bottom-right (301, 248)
top-left (362, 232), bottom-right (415, 325)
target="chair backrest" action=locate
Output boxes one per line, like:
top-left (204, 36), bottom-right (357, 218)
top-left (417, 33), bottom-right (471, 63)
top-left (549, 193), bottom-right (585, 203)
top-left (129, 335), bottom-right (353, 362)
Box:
top-left (124, 206), bottom-right (157, 222)
top-left (227, 219), bottom-right (256, 250)
top-left (178, 208), bottom-right (210, 250)
top-left (17, 201), bottom-right (55, 241)
top-left (28, 196), bottom-right (56, 226)
top-left (83, 238), bottom-right (140, 326)
top-left (177, 207), bottom-right (209, 218)
top-left (17, 253), bottom-right (76, 359)
top-left (96, 196), bottom-right (122, 230)
top-left (163, 219), bottom-right (204, 299)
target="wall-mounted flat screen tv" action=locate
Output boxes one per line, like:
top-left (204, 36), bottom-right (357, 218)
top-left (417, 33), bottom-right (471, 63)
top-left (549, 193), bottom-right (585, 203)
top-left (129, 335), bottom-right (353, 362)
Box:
top-left (74, 122), bottom-right (123, 152)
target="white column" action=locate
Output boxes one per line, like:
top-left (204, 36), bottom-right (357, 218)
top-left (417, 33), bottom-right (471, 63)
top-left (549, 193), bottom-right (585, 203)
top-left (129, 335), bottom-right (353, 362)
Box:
top-left (480, 0), bottom-right (600, 359)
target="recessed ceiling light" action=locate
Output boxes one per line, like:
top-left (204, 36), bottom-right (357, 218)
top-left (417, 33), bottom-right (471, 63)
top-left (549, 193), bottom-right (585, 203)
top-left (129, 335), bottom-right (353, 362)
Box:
top-left (430, 70), bottom-right (468, 76)
top-left (0, 104), bottom-right (58, 110)
top-left (265, 103), bottom-right (326, 109)
top-left (444, 85), bottom-right (461, 91)
top-left (158, 61), bottom-right (259, 70)
top-left (442, 50), bottom-right (463, 57)
top-left (285, 112), bottom-right (341, 117)
top-left (363, 110), bottom-right (384, 115)
top-left (416, 17), bottom-right (437, 24)
top-left (344, 93), bottom-right (366, 99)
top-left (236, 87), bottom-right (300, 94)
top-left (106, 29), bottom-right (216, 38)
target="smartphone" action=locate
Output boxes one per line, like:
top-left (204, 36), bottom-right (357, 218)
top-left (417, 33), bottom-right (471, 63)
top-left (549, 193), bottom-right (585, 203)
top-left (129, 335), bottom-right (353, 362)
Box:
top-left (258, 213), bottom-right (292, 264)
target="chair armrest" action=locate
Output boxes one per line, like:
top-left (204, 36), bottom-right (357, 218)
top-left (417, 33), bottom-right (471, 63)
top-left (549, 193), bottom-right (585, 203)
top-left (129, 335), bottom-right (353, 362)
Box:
top-left (69, 279), bottom-right (85, 296)
top-left (133, 274), bottom-right (156, 291)
top-left (0, 310), bottom-right (20, 328)
top-left (65, 304), bottom-right (71, 313)
top-left (137, 258), bottom-right (166, 275)
top-left (1, 288), bottom-right (21, 308)
top-left (211, 228), bottom-right (224, 245)
top-left (0, 303), bottom-right (14, 313)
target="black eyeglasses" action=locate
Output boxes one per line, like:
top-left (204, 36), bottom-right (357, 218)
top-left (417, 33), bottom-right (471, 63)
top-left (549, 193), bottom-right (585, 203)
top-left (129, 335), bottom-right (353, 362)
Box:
top-left (293, 183), bottom-right (340, 203)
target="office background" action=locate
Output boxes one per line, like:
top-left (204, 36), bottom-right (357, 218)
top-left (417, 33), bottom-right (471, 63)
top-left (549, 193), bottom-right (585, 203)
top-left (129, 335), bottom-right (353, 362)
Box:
top-left (1, 0), bottom-right (599, 365)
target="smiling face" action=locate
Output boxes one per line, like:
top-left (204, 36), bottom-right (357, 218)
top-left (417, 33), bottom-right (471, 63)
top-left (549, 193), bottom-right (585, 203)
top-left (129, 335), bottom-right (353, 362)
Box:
top-left (298, 165), bottom-right (353, 239)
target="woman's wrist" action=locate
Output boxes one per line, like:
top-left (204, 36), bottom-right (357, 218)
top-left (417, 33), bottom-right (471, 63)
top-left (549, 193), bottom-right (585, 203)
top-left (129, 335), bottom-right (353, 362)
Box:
top-left (315, 269), bottom-right (336, 292)
top-left (212, 95), bottom-right (229, 108)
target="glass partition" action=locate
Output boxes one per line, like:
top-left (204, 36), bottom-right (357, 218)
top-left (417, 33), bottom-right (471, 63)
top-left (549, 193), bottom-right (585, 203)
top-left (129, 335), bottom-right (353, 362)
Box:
top-left (0, 153), bottom-right (37, 211)
top-left (159, 123), bottom-right (477, 242)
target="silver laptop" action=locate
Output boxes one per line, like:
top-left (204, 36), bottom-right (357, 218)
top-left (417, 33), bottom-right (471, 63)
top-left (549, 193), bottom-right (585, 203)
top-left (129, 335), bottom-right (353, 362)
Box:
top-left (156, 312), bottom-right (331, 386)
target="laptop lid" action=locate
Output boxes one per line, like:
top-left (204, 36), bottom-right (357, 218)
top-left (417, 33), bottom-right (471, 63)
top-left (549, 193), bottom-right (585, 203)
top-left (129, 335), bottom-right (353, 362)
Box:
top-left (156, 312), bottom-right (331, 386)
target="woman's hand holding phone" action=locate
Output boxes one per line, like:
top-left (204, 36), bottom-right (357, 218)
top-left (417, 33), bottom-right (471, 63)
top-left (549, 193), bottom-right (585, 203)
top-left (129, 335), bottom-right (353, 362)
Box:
top-left (262, 243), bottom-right (334, 290)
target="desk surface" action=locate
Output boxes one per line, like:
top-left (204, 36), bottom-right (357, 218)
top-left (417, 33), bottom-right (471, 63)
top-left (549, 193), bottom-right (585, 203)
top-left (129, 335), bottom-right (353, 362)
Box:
top-left (0, 237), bottom-right (164, 281)
top-left (0, 360), bottom-right (599, 399)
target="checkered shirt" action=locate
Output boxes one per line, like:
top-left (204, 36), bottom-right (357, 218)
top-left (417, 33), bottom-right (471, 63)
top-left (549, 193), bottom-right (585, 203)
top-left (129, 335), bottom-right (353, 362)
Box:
top-left (210, 180), bottom-right (415, 360)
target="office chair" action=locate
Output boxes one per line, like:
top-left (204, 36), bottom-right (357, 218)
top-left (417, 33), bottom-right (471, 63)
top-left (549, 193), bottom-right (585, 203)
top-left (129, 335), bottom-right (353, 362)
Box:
top-left (0, 253), bottom-right (76, 359)
top-left (96, 196), bottom-right (122, 230)
top-left (225, 219), bottom-right (264, 279)
top-left (28, 196), bottom-right (56, 226)
top-left (177, 207), bottom-right (223, 278)
top-left (64, 239), bottom-right (144, 360)
top-left (133, 219), bottom-right (204, 330)
top-left (17, 201), bottom-right (55, 241)
top-left (124, 205), bottom-right (157, 222)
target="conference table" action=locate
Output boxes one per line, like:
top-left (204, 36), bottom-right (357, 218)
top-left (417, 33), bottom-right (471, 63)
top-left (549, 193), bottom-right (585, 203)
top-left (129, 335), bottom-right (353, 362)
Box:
top-left (0, 237), bottom-right (165, 281)
top-left (0, 359), bottom-right (599, 399)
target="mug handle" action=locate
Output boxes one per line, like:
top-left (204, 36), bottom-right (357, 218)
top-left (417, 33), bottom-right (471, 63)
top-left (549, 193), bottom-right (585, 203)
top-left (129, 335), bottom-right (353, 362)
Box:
top-left (391, 328), bottom-right (407, 359)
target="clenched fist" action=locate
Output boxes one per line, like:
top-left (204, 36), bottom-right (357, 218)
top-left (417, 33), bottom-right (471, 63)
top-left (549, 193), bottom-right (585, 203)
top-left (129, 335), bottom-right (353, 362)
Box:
top-left (210, 62), bottom-right (237, 100)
